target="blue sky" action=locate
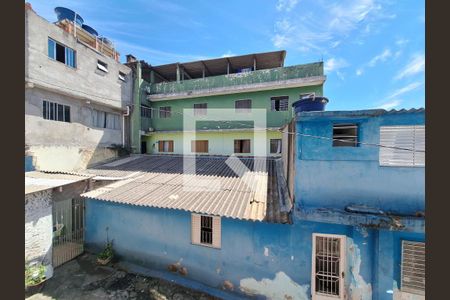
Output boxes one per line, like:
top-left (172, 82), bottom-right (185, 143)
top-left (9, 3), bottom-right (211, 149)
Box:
top-left (30, 0), bottom-right (425, 111)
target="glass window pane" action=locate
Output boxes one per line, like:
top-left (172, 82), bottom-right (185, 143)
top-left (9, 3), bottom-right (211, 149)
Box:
top-left (43, 101), bottom-right (48, 119)
top-left (48, 39), bottom-right (55, 59)
top-left (64, 106), bottom-right (70, 122)
top-left (57, 104), bottom-right (64, 121)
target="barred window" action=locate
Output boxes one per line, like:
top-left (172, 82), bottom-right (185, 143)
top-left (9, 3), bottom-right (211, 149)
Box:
top-left (42, 100), bottom-right (70, 123)
top-left (194, 103), bottom-right (207, 116)
top-left (271, 96), bottom-right (289, 111)
top-left (159, 106), bottom-right (172, 118)
top-left (333, 124), bottom-right (358, 147)
top-left (141, 106), bottom-right (152, 118)
top-left (191, 214), bottom-right (221, 249)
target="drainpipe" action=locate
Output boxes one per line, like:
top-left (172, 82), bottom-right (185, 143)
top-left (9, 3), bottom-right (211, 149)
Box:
top-left (122, 106), bottom-right (130, 147)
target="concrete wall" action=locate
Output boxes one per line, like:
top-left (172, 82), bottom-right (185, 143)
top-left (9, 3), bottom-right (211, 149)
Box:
top-left (295, 111), bottom-right (425, 215)
top-left (25, 8), bottom-right (132, 109)
top-left (25, 190), bottom-right (53, 267)
top-left (25, 8), bottom-right (133, 171)
top-left (25, 87), bottom-right (122, 171)
top-left (142, 130), bottom-right (282, 156)
top-left (85, 200), bottom-right (424, 300)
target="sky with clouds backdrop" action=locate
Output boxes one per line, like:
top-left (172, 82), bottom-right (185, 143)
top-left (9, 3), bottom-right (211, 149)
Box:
top-left (30, 0), bottom-right (425, 111)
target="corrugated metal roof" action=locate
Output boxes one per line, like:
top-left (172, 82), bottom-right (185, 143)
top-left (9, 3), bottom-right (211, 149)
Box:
top-left (25, 171), bottom-right (92, 194)
top-left (82, 155), bottom-right (292, 224)
top-left (297, 107), bottom-right (425, 120)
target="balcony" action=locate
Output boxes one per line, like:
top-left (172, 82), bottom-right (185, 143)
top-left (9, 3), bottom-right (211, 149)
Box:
top-left (147, 62), bottom-right (325, 101)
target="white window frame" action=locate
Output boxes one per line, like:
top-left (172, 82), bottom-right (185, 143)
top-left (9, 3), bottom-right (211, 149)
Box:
top-left (311, 233), bottom-right (346, 300)
top-left (270, 96), bottom-right (289, 112)
top-left (332, 124), bottom-right (359, 147)
top-left (42, 100), bottom-right (71, 123)
top-left (379, 125), bottom-right (425, 167)
top-left (191, 213), bottom-right (221, 249)
top-left (48, 37), bottom-right (76, 68)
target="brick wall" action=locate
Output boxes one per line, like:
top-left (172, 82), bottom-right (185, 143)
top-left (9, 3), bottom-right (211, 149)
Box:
top-left (25, 189), bottom-right (52, 265)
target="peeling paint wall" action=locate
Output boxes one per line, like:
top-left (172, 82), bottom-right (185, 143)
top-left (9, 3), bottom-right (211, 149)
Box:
top-left (85, 200), bottom-right (387, 299)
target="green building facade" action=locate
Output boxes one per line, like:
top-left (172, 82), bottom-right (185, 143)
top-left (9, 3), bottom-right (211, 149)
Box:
top-left (126, 51), bottom-right (325, 156)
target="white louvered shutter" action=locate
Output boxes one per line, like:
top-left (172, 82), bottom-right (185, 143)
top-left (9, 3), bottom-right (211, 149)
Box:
top-left (212, 216), bottom-right (221, 249)
top-left (191, 214), bottom-right (201, 245)
top-left (401, 241), bottom-right (425, 295)
top-left (379, 125), bottom-right (425, 167)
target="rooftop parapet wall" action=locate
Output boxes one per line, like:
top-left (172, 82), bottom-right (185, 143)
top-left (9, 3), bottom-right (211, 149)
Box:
top-left (147, 62), bottom-right (324, 99)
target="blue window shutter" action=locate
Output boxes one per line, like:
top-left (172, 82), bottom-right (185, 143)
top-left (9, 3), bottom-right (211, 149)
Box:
top-left (48, 39), bottom-right (55, 59)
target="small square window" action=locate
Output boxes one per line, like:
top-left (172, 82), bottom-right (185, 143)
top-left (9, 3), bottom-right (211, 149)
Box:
top-left (235, 99), bottom-right (251, 113)
top-left (234, 139), bottom-right (251, 153)
top-left (118, 71), bottom-right (126, 81)
top-left (332, 124), bottom-right (358, 147)
top-left (270, 139), bottom-right (282, 154)
top-left (158, 140), bottom-right (174, 153)
top-left (271, 96), bottom-right (289, 111)
top-left (159, 106), bottom-right (171, 118)
top-left (194, 103), bottom-right (207, 116)
top-left (200, 216), bottom-right (213, 245)
top-left (191, 213), bottom-right (221, 248)
top-left (97, 60), bottom-right (108, 73)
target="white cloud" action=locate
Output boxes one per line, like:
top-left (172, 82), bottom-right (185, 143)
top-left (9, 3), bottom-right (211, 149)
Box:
top-left (324, 58), bottom-right (349, 73)
top-left (276, 0), bottom-right (299, 12)
top-left (271, 0), bottom-right (392, 53)
top-left (388, 82), bottom-right (423, 99)
top-left (368, 49), bottom-right (392, 67)
top-left (221, 51), bottom-right (236, 58)
top-left (356, 69), bottom-right (363, 76)
top-left (395, 54), bottom-right (425, 80)
top-left (396, 38), bottom-right (409, 46)
top-left (377, 99), bottom-right (402, 110)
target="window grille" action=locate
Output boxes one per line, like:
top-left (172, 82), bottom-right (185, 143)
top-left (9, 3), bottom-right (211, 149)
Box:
top-left (401, 241), bottom-right (425, 295)
top-left (314, 236), bottom-right (341, 296)
top-left (333, 124), bottom-right (358, 147)
top-left (200, 216), bottom-right (213, 245)
top-left (159, 106), bottom-right (172, 118)
top-left (271, 96), bottom-right (289, 111)
top-left (43, 100), bottom-right (71, 123)
top-left (379, 125), bottom-right (425, 167)
top-left (194, 103), bottom-right (207, 116)
top-left (141, 106), bottom-right (152, 118)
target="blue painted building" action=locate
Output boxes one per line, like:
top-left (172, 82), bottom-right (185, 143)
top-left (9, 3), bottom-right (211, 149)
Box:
top-left (83, 108), bottom-right (425, 300)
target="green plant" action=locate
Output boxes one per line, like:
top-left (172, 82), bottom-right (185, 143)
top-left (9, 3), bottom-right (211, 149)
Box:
top-left (97, 242), bottom-right (113, 260)
top-left (25, 263), bottom-right (46, 287)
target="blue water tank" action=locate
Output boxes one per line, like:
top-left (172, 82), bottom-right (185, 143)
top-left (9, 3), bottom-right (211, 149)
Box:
top-left (292, 96), bottom-right (329, 114)
top-left (82, 24), bottom-right (98, 37)
top-left (54, 7), bottom-right (84, 26)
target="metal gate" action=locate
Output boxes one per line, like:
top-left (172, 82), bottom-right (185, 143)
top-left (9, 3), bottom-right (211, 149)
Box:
top-left (52, 197), bottom-right (85, 268)
top-left (311, 234), bottom-right (346, 300)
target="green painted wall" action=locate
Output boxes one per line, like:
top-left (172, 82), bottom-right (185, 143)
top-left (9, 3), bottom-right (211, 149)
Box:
top-left (142, 130), bottom-right (283, 156)
top-left (145, 85), bottom-right (323, 131)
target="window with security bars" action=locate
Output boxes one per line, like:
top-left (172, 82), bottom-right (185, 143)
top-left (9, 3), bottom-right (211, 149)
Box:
top-left (379, 125), bottom-right (425, 167)
top-left (270, 139), bottom-right (282, 154)
top-left (235, 99), bottom-right (252, 113)
top-left (271, 96), bottom-right (289, 111)
top-left (159, 106), bottom-right (172, 118)
top-left (191, 214), bottom-right (221, 248)
top-left (200, 216), bottom-right (213, 245)
top-left (141, 106), bottom-right (152, 118)
top-left (314, 236), bottom-right (342, 297)
top-left (194, 103), bottom-right (207, 116)
top-left (43, 100), bottom-right (71, 123)
top-left (401, 241), bottom-right (425, 295)
top-left (333, 124), bottom-right (358, 147)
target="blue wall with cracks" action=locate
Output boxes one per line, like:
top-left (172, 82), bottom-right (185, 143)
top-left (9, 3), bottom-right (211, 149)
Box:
top-left (85, 200), bottom-right (423, 299)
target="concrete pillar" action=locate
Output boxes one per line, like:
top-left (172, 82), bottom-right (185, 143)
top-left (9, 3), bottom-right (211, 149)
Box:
top-left (131, 62), bottom-right (142, 153)
top-left (176, 64), bottom-right (180, 82)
